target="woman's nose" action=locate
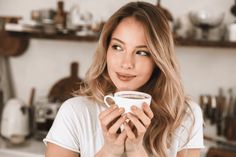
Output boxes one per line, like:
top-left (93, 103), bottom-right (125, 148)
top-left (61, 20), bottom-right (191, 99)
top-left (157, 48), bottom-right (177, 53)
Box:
top-left (120, 53), bottom-right (134, 70)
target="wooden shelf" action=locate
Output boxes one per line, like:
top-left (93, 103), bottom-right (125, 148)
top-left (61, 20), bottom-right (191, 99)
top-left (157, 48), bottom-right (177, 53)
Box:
top-left (7, 31), bottom-right (99, 42)
top-left (6, 31), bottom-right (236, 48)
top-left (175, 38), bottom-right (236, 48)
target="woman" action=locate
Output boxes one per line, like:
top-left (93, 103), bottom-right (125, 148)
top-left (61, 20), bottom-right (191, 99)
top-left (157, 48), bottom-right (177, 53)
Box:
top-left (44, 2), bottom-right (204, 157)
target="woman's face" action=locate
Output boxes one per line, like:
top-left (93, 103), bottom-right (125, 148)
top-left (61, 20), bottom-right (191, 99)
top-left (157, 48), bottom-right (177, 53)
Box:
top-left (107, 17), bottom-right (155, 91)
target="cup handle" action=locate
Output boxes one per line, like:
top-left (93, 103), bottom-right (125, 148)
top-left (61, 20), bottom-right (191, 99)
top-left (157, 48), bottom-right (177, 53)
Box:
top-left (104, 95), bottom-right (115, 107)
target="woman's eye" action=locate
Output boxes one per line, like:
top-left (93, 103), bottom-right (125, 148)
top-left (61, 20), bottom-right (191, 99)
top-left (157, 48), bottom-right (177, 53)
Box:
top-left (136, 50), bottom-right (150, 56)
top-left (111, 44), bottom-right (123, 51)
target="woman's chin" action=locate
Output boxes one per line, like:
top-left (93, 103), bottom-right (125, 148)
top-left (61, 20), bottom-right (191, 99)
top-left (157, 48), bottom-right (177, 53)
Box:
top-left (116, 87), bottom-right (137, 92)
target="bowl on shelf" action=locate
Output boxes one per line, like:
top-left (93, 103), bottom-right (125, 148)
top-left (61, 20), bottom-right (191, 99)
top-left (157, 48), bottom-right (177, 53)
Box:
top-left (189, 10), bottom-right (224, 40)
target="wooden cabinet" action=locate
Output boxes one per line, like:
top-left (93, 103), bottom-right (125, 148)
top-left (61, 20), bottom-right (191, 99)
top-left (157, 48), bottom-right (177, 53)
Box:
top-left (207, 147), bottom-right (236, 157)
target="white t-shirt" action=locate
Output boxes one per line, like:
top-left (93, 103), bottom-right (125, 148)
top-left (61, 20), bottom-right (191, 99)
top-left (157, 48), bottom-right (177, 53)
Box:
top-left (43, 96), bottom-right (204, 157)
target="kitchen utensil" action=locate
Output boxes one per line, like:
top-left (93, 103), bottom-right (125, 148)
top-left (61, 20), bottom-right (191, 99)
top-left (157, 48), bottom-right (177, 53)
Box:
top-left (40, 9), bottom-right (56, 24)
top-left (54, 1), bottom-right (67, 31)
top-left (67, 4), bottom-right (82, 31)
top-left (231, 0), bottom-right (236, 17)
top-left (80, 11), bottom-right (93, 35)
top-left (1, 98), bottom-right (30, 144)
top-left (156, 0), bottom-right (173, 21)
top-left (0, 17), bottom-right (29, 57)
top-left (0, 57), bottom-right (15, 106)
top-left (34, 98), bottom-right (61, 140)
top-left (48, 62), bottom-right (83, 103)
top-left (0, 90), bottom-right (3, 125)
top-left (28, 88), bottom-right (35, 136)
top-left (0, 16), bottom-right (22, 24)
top-left (31, 10), bottom-right (42, 24)
top-left (189, 10), bottom-right (224, 40)
top-left (0, 31), bottom-right (29, 57)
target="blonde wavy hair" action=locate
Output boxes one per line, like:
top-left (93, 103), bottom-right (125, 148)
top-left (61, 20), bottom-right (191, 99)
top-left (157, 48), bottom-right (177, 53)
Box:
top-left (76, 2), bottom-right (193, 157)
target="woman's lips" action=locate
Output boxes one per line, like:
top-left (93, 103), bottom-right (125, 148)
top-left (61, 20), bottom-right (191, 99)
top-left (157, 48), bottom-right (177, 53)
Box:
top-left (116, 72), bottom-right (136, 81)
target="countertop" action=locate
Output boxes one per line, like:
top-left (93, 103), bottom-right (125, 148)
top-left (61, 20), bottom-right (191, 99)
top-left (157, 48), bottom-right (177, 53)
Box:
top-left (0, 137), bottom-right (45, 157)
top-left (0, 122), bottom-right (232, 157)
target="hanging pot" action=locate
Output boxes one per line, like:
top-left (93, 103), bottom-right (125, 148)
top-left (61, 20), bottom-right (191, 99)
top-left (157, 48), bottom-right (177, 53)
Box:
top-left (0, 30), bottom-right (29, 57)
top-left (0, 16), bottom-right (29, 57)
top-left (231, 0), bottom-right (236, 17)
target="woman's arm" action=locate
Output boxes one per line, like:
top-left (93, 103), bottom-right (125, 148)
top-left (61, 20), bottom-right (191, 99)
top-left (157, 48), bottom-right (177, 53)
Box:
top-left (45, 142), bottom-right (79, 157)
top-left (177, 148), bottom-right (200, 157)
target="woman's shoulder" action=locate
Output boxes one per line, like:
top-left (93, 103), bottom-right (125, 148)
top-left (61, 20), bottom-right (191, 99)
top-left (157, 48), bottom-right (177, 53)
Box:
top-left (59, 96), bottom-right (98, 114)
top-left (179, 100), bottom-right (204, 131)
top-left (173, 100), bottom-right (205, 151)
top-left (59, 96), bottom-right (95, 112)
top-left (63, 96), bottom-right (93, 106)
top-left (186, 100), bottom-right (203, 119)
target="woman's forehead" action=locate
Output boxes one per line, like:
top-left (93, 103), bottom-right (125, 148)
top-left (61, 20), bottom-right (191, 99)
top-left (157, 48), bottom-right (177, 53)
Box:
top-left (111, 17), bottom-right (148, 47)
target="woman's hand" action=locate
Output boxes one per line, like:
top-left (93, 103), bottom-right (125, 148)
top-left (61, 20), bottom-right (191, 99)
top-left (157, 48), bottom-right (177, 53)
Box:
top-left (124, 103), bottom-right (154, 157)
top-left (96, 105), bottom-right (127, 157)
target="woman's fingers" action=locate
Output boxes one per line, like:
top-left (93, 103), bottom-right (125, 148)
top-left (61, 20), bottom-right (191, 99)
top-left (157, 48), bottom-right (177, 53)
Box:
top-left (99, 105), bottom-right (117, 132)
top-left (108, 115), bottom-right (126, 134)
top-left (102, 108), bottom-right (125, 126)
top-left (117, 128), bottom-right (127, 143)
top-left (99, 106), bottom-right (125, 134)
top-left (124, 122), bottom-right (136, 139)
top-left (99, 103), bottom-right (153, 142)
top-left (125, 103), bottom-right (154, 137)
top-left (126, 113), bottom-right (146, 136)
top-left (130, 105), bottom-right (152, 128)
top-left (99, 105), bottom-right (118, 120)
top-left (142, 103), bottom-right (154, 119)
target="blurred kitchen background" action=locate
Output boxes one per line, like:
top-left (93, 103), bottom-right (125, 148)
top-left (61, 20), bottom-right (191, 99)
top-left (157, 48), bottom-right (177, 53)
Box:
top-left (0, 0), bottom-right (236, 157)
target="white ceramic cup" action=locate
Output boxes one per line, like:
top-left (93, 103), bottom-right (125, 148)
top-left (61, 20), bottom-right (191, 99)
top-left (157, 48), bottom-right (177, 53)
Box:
top-left (104, 91), bottom-right (152, 113)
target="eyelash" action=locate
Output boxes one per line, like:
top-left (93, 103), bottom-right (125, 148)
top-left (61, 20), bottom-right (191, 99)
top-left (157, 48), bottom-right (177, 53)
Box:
top-left (136, 50), bottom-right (150, 56)
top-left (111, 44), bottom-right (150, 57)
top-left (111, 44), bottom-right (123, 51)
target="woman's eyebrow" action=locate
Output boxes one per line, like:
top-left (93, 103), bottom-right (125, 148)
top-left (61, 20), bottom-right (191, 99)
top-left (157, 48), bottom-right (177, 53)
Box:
top-left (111, 37), bottom-right (124, 44)
top-left (136, 45), bottom-right (148, 49)
top-left (111, 37), bottom-right (147, 48)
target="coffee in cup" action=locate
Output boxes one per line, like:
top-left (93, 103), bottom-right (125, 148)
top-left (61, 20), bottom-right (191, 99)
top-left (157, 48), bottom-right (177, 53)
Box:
top-left (104, 91), bottom-right (152, 113)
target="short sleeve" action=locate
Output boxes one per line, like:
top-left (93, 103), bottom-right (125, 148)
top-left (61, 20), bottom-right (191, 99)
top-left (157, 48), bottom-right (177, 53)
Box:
top-left (177, 102), bottom-right (205, 151)
top-left (43, 100), bottom-right (80, 153)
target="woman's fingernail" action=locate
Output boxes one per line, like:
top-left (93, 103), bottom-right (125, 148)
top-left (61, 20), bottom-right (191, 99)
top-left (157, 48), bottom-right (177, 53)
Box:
top-left (119, 108), bottom-right (124, 112)
top-left (112, 105), bottom-right (118, 109)
top-left (131, 106), bottom-right (137, 110)
top-left (143, 104), bottom-right (148, 108)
